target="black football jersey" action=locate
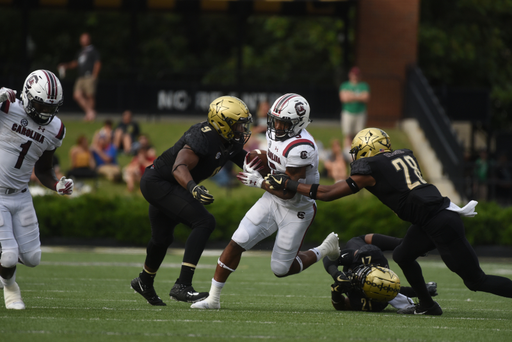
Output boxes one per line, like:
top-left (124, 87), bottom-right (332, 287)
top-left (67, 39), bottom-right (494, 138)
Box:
top-left (350, 149), bottom-right (450, 225)
top-left (154, 121), bottom-right (246, 184)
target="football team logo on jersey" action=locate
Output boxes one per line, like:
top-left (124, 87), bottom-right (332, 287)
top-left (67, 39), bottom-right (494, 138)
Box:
top-left (21, 119), bottom-right (29, 127)
top-left (300, 151), bottom-right (308, 159)
top-left (297, 212), bottom-right (305, 219)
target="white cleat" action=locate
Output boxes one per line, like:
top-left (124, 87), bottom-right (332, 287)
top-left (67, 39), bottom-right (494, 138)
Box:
top-left (4, 282), bottom-right (25, 310)
top-left (319, 232), bottom-right (340, 261)
top-left (190, 298), bottom-right (220, 310)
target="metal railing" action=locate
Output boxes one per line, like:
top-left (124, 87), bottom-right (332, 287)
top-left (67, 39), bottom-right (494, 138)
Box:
top-left (404, 65), bottom-right (465, 196)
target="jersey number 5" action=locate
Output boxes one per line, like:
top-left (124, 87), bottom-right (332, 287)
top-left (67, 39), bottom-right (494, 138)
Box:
top-left (392, 156), bottom-right (427, 190)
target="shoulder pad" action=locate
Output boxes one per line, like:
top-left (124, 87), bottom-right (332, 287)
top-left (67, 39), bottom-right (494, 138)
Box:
top-left (350, 158), bottom-right (372, 175)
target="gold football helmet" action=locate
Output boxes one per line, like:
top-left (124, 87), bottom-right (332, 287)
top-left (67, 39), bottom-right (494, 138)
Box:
top-left (353, 265), bottom-right (400, 302)
top-left (350, 128), bottom-right (392, 161)
top-left (208, 96), bottom-right (252, 145)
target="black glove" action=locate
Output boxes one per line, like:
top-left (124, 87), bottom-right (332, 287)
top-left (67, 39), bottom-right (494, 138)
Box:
top-left (332, 271), bottom-right (353, 293)
top-left (265, 173), bottom-right (290, 190)
top-left (188, 182), bottom-right (214, 205)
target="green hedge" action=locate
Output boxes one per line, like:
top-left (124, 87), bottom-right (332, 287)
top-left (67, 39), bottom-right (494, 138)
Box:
top-left (33, 194), bottom-right (512, 247)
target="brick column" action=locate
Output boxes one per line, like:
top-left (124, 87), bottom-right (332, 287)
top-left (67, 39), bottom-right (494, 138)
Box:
top-left (355, 0), bottom-right (420, 127)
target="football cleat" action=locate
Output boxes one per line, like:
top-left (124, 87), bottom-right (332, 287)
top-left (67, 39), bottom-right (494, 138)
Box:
top-left (318, 232), bottom-right (340, 261)
top-left (4, 282), bottom-right (25, 310)
top-left (190, 298), bottom-right (220, 310)
top-left (396, 301), bottom-right (443, 315)
top-left (169, 282), bottom-right (209, 303)
top-left (131, 277), bottom-right (166, 306)
top-left (426, 282), bottom-right (438, 296)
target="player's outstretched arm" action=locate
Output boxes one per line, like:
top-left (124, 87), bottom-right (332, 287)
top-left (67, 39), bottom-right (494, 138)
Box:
top-left (266, 174), bottom-right (375, 201)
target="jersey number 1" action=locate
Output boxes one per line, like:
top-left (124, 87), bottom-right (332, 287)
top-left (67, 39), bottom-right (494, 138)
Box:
top-left (15, 141), bottom-right (32, 169)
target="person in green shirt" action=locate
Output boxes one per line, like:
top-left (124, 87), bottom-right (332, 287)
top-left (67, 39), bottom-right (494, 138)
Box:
top-left (339, 67), bottom-right (370, 160)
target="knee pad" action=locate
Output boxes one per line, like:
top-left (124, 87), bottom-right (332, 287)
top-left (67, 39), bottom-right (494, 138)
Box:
top-left (19, 249), bottom-right (41, 268)
top-left (271, 260), bottom-right (291, 277)
top-left (0, 249), bottom-right (19, 268)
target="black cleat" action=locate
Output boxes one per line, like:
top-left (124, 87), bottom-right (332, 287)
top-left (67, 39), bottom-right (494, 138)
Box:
top-left (396, 301), bottom-right (443, 315)
top-left (131, 277), bottom-right (166, 306)
top-left (426, 282), bottom-right (438, 297)
top-left (169, 283), bottom-right (209, 303)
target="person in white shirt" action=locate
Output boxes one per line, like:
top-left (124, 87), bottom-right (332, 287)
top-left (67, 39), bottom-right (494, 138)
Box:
top-left (0, 70), bottom-right (74, 310)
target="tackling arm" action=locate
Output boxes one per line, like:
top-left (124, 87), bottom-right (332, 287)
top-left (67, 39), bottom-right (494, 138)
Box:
top-left (261, 165), bottom-right (307, 200)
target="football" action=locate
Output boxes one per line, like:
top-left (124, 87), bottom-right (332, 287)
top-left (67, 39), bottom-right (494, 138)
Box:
top-left (246, 149), bottom-right (271, 176)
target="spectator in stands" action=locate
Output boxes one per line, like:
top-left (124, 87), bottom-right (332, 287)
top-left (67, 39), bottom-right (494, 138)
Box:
top-left (322, 138), bottom-right (347, 183)
top-left (133, 133), bottom-right (157, 160)
top-left (113, 110), bottom-right (140, 154)
top-left (92, 131), bottom-right (121, 182)
top-left (58, 32), bottom-right (101, 122)
top-left (339, 66), bottom-right (370, 161)
top-left (92, 119), bottom-right (114, 147)
top-left (123, 146), bottom-right (156, 192)
top-left (67, 134), bottom-right (97, 180)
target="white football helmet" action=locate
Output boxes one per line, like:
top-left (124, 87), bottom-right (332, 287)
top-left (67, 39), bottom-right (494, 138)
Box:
top-left (22, 69), bottom-right (63, 125)
top-left (267, 93), bottom-right (311, 141)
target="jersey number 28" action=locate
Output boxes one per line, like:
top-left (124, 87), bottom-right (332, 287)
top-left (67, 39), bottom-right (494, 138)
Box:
top-left (391, 156), bottom-right (427, 190)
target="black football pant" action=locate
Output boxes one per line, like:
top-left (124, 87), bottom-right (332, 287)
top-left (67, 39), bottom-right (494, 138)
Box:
top-left (393, 210), bottom-right (512, 304)
top-left (140, 168), bottom-right (216, 274)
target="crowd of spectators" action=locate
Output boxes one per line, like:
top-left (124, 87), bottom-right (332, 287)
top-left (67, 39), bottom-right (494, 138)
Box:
top-left (30, 111), bottom-right (156, 194)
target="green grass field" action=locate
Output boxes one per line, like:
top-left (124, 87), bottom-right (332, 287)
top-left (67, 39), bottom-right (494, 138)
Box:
top-left (3, 247), bottom-right (512, 342)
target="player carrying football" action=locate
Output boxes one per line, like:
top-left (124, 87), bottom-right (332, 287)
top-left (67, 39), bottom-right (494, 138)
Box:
top-left (0, 70), bottom-right (74, 310)
top-left (192, 93), bottom-right (340, 310)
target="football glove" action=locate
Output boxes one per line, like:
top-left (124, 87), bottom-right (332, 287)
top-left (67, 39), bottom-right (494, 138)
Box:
top-left (0, 87), bottom-right (16, 103)
top-left (243, 153), bottom-right (264, 173)
top-left (237, 171), bottom-right (263, 188)
top-left (265, 173), bottom-right (290, 190)
top-left (332, 271), bottom-right (353, 293)
top-left (55, 176), bottom-right (74, 195)
top-left (191, 184), bottom-right (214, 205)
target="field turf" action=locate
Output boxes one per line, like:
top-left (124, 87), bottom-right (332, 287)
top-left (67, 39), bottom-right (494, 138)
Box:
top-left (2, 247), bottom-right (511, 342)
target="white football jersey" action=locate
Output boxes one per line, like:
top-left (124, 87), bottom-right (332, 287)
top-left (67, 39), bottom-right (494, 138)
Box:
top-left (265, 129), bottom-right (320, 208)
top-left (0, 98), bottom-right (65, 189)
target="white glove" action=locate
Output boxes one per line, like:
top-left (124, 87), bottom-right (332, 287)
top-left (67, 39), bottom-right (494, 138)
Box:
top-left (0, 87), bottom-right (16, 103)
top-left (55, 176), bottom-right (74, 195)
top-left (243, 153), bottom-right (264, 173)
top-left (237, 171), bottom-right (264, 188)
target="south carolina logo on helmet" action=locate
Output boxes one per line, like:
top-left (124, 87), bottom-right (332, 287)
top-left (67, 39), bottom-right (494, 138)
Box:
top-left (349, 127), bottom-right (392, 161)
top-left (352, 265), bottom-right (400, 302)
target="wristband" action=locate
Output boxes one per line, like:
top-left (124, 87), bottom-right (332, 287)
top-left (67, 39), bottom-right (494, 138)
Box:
top-left (346, 177), bottom-right (360, 193)
top-left (286, 179), bottom-right (299, 192)
top-left (309, 184), bottom-right (319, 199)
top-left (187, 180), bottom-right (197, 193)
